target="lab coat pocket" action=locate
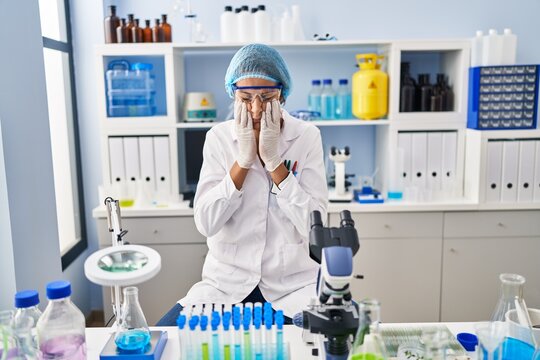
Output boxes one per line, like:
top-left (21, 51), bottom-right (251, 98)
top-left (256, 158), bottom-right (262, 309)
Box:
top-left (281, 242), bottom-right (318, 284)
top-left (207, 241), bottom-right (238, 275)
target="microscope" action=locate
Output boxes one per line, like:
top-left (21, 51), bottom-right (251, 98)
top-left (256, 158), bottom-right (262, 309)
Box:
top-left (294, 210), bottom-right (361, 360)
top-left (328, 146), bottom-right (355, 202)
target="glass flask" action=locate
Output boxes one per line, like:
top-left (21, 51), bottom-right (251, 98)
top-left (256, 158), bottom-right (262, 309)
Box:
top-left (12, 316), bottom-right (40, 359)
top-left (115, 287), bottom-right (151, 352)
top-left (490, 273), bottom-right (537, 359)
top-left (422, 328), bottom-right (449, 360)
top-left (475, 322), bottom-right (505, 360)
top-left (349, 299), bottom-right (388, 360)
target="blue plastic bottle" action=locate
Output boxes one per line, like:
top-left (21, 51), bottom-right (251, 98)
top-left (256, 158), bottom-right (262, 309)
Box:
top-left (321, 79), bottom-right (336, 119)
top-left (308, 80), bottom-right (322, 114)
top-left (336, 79), bottom-right (352, 119)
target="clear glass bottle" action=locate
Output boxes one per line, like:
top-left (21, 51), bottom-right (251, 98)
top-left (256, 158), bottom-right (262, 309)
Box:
top-left (37, 280), bottom-right (86, 360)
top-left (114, 287), bottom-right (151, 352)
top-left (0, 310), bottom-right (17, 358)
top-left (14, 290), bottom-right (42, 349)
top-left (336, 79), bottom-right (352, 119)
top-left (349, 299), bottom-right (387, 360)
top-left (12, 316), bottom-right (40, 359)
top-left (422, 328), bottom-right (449, 360)
top-left (321, 79), bottom-right (336, 120)
top-left (308, 79), bottom-right (322, 114)
top-left (491, 273), bottom-right (537, 358)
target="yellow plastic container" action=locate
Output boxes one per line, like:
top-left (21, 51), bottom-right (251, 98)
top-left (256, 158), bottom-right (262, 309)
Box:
top-left (352, 54), bottom-right (388, 120)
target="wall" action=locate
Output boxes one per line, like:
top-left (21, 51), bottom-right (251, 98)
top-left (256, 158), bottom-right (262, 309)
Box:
top-left (71, 0), bottom-right (540, 310)
top-left (0, 0), bottom-right (63, 307)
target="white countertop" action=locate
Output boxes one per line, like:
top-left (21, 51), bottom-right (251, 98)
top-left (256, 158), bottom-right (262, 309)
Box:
top-left (86, 322), bottom-right (477, 359)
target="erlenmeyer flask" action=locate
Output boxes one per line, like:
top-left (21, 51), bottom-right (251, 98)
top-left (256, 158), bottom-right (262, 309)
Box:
top-left (491, 273), bottom-right (536, 358)
top-left (114, 287), bottom-right (151, 352)
top-left (349, 299), bottom-right (388, 360)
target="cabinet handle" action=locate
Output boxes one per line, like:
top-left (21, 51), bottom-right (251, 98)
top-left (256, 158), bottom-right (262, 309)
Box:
top-left (384, 224), bottom-right (391, 229)
top-left (497, 222), bottom-right (505, 228)
top-left (450, 248), bottom-right (457, 253)
top-left (153, 229), bottom-right (159, 234)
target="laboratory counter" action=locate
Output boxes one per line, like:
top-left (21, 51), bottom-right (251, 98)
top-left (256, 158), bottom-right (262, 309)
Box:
top-left (86, 322), bottom-right (478, 359)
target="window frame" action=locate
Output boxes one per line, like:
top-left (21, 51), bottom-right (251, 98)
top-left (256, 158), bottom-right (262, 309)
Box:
top-left (41, 0), bottom-right (87, 270)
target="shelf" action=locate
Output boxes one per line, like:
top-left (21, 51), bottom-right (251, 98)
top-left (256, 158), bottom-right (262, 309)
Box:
top-left (92, 201), bottom-right (194, 218)
top-left (175, 119), bottom-right (391, 129)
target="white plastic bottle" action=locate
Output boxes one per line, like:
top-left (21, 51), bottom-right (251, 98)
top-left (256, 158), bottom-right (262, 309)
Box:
top-left (308, 80), bottom-right (322, 114)
top-left (335, 79), bottom-right (352, 119)
top-left (37, 281), bottom-right (86, 359)
top-left (237, 6), bottom-right (253, 43)
top-left (254, 5), bottom-right (271, 42)
top-left (501, 28), bottom-right (517, 65)
top-left (291, 5), bottom-right (306, 41)
top-left (280, 11), bottom-right (294, 42)
top-left (321, 79), bottom-right (336, 120)
top-left (482, 29), bottom-right (503, 66)
top-left (470, 30), bottom-right (483, 67)
top-left (220, 6), bottom-right (236, 43)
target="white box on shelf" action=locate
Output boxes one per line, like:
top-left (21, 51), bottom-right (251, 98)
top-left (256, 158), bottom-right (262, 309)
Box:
top-left (138, 137), bottom-right (156, 192)
top-left (108, 137), bottom-right (125, 185)
top-left (517, 140), bottom-right (536, 202)
top-left (533, 141), bottom-right (540, 202)
top-left (153, 136), bottom-right (172, 198)
top-left (441, 131), bottom-right (458, 192)
top-left (397, 132), bottom-right (412, 187)
top-left (501, 141), bottom-right (519, 202)
top-left (485, 141), bottom-right (503, 203)
top-left (411, 132), bottom-right (428, 189)
top-left (427, 132), bottom-right (443, 191)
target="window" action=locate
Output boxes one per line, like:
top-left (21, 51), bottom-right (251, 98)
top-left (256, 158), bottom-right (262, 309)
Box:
top-left (38, 0), bottom-right (86, 269)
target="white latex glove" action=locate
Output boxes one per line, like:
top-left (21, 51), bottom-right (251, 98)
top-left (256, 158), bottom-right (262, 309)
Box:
top-left (259, 100), bottom-right (282, 172)
top-left (234, 101), bottom-right (257, 169)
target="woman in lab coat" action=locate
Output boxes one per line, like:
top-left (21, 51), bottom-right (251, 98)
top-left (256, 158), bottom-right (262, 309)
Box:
top-left (157, 44), bottom-right (328, 325)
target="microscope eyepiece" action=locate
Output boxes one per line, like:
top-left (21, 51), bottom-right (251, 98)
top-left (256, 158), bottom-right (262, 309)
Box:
top-left (339, 210), bottom-right (354, 228)
top-left (310, 211), bottom-right (323, 229)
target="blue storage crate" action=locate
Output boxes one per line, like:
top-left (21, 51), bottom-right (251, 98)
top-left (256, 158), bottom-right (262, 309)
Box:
top-left (468, 65), bottom-right (539, 130)
top-left (106, 60), bottom-right (157, 117)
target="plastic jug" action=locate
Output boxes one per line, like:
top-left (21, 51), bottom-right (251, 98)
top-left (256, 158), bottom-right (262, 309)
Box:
top-left (352, 54), bottom-right (388, 120)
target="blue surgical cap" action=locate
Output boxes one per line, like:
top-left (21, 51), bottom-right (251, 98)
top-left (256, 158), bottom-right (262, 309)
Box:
top-left (224, 44), bottom-right (292, 99)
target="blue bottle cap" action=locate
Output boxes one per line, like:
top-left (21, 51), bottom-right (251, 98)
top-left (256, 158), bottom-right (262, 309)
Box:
top-left (46, 280), bottom-right (71, 300)
top-left (323, 79), bottom-right (332, 85)
top-left (200, 315), bottom-right (208, 331)
top-left (14, 290), bottom-right (40, 308)
top-left (312, 80), bottom-right (321, 86)
top-left (275, 310), bottom-right (284, 330)
top-left (339, 79), bottom-right (348, 85)
top-left (177, 314), bottom-right (187, 329)
top-left (131, 63), bottom-right (153, 71)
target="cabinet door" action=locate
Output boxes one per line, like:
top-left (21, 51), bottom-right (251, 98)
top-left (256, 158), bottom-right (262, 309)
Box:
top-left (441, 236), bottom-right (540, 322)
top-left (103, 243), bottom-right (208, 325)
top-left (350, 237), bottom-right (442, 322)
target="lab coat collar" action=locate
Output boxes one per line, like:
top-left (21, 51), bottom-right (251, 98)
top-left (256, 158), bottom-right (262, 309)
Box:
top-left (230, 108), bottom-right (302, 144)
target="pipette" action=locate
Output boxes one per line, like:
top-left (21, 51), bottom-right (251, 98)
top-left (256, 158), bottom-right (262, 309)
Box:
top-left (275, 310), bottom-right (284, 360)
top-left (232, 305), bottom-right (242, 360)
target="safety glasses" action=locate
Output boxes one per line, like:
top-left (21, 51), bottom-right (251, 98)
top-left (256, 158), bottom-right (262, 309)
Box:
top-left (233, 85), bottom-right (282, 105)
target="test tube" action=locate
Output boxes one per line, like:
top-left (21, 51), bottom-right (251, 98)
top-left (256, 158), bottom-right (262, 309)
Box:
top-left (189, 315), bottom-right (200, 360)
top-left (243, 306), bottom-right (253, 360)
top-left (177, 314), bottom-right (187, 359)
top-left (275, 310), bottom-right (284, 360)
top-left (222, 311), bottom-right (232, 360)
top-left (200, 314), bottom-right (210, 360)
top-left (211, 311), bottom-right (221, 360)
top-left (264, 312), bottom-right (273, 359)
top-left (253, 306), bottom-right (263, 360)
top-left (232, 305), bottom-right (242, 360)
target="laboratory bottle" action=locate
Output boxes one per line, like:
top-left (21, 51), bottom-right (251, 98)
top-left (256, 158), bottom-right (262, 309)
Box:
top-left (0, 310), bottom-right (18, 358)
top-left (131, 19), bottom-right (143, 43)
top-left (501, 28), bottom-right (517, 65)
top-left (349, 299), bottom-right (387, 360)
top-left (400, 62), bottom-right (416, 112)
top-left (160, 14), bottom-right (172, 42)
top-left (12, 316), bottom-right (40, 359)
top-left (308, 79), bottom-right (322, 114)
top-left (220, 6), bottom-right (237, 43)
top-left (419, 74), bottom-right (433, 112)
top-left (142, 20), bottom-right (153, 43)
top-left (115, 287), bottom-right (151, 351)
top-left (336, 79), bottom-right (352, 119)
top-left (280, 10), bottom-right (294, 42)
top-left (237, 6), bottom-right (253, 43)
top-left (37, 280), bottom-right (86, 359)
top-left (321, 79), bottom-right (336, 120)
top-left (471, 30), bottom-right (484, 67)
top-left (490, 273), bottom-right (537, 358)
top-left (482, 29), bottom-right (503, 66)
top-left (116, 18), bottom-right (129, 44)
top-left (152, 19), bottom-right (164, 43)
top-left (291, 5), bottom-right (306, 41)
top-left (104, 5), bottom-right (120, 43)
top-left (14, 290), bottom-right (42, 348)
top-left (422, 328), bottom-right (449, 360)
top-left (442, 74), bottom-right (454, 111)
top-left (254, 5), bottom-right (271, 42)
top-left (430, 75), bottom-right (443, 112)
top-left (126, 14), bottom-right (135, 43)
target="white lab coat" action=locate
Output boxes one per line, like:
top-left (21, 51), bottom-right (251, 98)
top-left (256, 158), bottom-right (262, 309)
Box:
top-left (179, 109), bottom-right (328, 317)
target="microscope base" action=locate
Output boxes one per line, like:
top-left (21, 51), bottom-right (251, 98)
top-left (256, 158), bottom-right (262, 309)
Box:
top-left (328, 189), bottom-right (354, 203)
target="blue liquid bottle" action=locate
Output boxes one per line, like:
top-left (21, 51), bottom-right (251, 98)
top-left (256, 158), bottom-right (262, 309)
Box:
top-left (308, 79), bottom-right (322, 114)
top-left (336, 79), bottom-right (352, 119)
top-left (321, 79), bottom-right (336, 119)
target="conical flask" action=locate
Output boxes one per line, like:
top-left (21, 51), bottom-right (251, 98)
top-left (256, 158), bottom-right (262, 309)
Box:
top-left (349, 299), bottom-right (388, 360)
top-left (114, 287), bottom-right (151, 352)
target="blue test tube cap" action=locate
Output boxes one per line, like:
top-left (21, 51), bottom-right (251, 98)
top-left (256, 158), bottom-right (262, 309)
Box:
top-left (243, 311), bottom-right (252, 331)
top-left (211, 311), bottom-right (221, 331)
top-left (254, 316), bottom-right (262, 330)
top-left (200, 314), bottom-right (209, 331)
top-left (254, 305), bottom-right (262, 320)
top-left (177, 314), bottom-right (187, 329)
top-left (264, 314), bottom-right (273, 330)
top-left (275, 310), bottom-right (284, 330)
top-left (189, 315), bottom-right (199, 331)
top-left (263, 302), bottom-right (272, 313)
top-left (223, 312), bottom-right (232, 331)
top-left (233, 305), bottom-right (241, 319)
